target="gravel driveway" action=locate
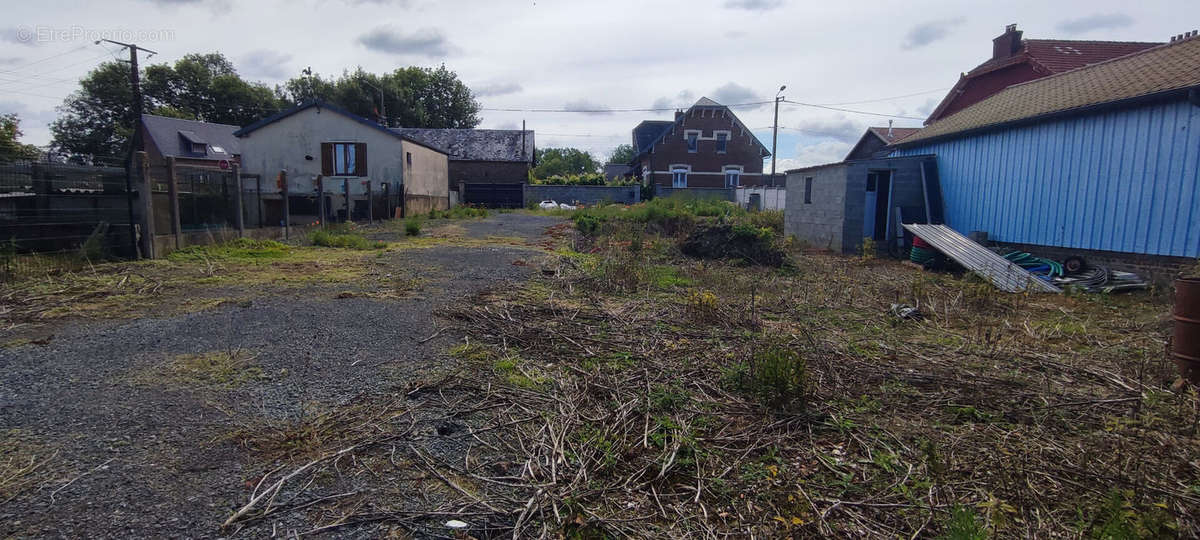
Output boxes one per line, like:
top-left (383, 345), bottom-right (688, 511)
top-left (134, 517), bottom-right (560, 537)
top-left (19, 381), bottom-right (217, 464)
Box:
top-left (0, 213), bottom-right (564, 538)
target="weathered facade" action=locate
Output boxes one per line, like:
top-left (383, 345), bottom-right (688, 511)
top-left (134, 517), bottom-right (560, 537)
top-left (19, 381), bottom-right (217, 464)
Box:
top-left (784, 155), bottom-right (940, 254)
top-left (894, 35), bottom-right (1200, 261)
top-left (234, 101), bottom-right (449, 221)
top-left (628, 97), bottom-right (772, 188)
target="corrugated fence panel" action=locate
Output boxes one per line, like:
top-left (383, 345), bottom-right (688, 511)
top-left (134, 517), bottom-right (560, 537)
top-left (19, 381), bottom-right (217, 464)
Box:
top-left (896, 99), bottom-right (1200, 258)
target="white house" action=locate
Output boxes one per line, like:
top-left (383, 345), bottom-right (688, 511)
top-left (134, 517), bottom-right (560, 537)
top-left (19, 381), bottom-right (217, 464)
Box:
top-left (235, 100), bottom-right (450, 222)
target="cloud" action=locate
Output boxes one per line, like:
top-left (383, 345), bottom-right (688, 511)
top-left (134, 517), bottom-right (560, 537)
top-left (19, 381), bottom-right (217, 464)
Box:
top-left (1056, 13), bottom-right (1134, 34)
top-left (1, 27), bottom-right (36, 46)
top-left (915, 98), bottom-right (939, 117)
top-left (239, 49), bottom-right (293, 81)
top-left (902, 18), bottom-right (964, 50)
top-left (724, 30), bottom-right (747, 39)
top-left (723, 0), bottom-right (783, 11)
top-left (357, 26), bottom-right (452, 57)
top-left (0, 57), bottom-right (22, 66)
top-left (711, 82), bottom-right (762, 107)
top-left (651, 90), bottom-right (695, 110)
top-left (790, 140), bottom-right (853, 168)
top-left (474, 82), bottom-right (522, 97)
top-left (563, 100), bottom-right (612, 115)
top-left (789, 116), bottom-right (863, 143)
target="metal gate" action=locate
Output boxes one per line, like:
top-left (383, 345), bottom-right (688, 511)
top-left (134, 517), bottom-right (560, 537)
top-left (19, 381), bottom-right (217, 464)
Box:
top-left (463, 182), bottom-right (524, 208)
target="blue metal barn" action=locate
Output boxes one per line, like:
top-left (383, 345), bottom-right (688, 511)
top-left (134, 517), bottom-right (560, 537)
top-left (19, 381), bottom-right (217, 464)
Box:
top-left (894, 37), bottom-right (1200, 259)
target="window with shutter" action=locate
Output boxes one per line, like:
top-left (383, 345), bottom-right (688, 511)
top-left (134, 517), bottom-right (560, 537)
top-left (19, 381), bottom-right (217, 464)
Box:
top-left (325, 142), bottom-right (366, 176)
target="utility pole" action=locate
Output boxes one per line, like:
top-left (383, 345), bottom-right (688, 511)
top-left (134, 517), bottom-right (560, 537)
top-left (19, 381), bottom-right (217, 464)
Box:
top-left (362, 78), bottom-right (385, 126)
top-left (97, 38), bottom-right (156, 257)
top-left (771, 85), bottom-right (786, 187)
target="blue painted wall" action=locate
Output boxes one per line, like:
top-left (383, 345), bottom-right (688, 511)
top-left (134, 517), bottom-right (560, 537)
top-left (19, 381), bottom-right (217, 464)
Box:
top-left (895, 99), bottom-right (1200, 257)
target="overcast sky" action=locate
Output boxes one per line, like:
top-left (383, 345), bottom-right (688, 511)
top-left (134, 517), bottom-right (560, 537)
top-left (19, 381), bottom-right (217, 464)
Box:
top-left (2, 0), bottom-right (1196, 168)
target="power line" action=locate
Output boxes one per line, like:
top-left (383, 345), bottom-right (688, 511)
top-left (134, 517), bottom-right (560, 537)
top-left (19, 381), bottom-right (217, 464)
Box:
top-left (811, 87), bottom-right (948, 106)
top-left (781, 99), bottom-right (925, 120)
top-left (480, 100), bottom-right (773, 113)
top-left (0, 45), bottom-right (89, 74)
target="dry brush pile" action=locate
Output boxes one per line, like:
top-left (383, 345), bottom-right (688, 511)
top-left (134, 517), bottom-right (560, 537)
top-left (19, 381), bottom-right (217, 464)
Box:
top-left (221, 219), bottom-right (1199, 538)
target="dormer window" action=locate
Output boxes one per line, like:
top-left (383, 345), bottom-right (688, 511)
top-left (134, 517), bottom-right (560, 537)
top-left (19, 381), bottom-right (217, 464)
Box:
top-left (191, 142), bottom-right (207, 154)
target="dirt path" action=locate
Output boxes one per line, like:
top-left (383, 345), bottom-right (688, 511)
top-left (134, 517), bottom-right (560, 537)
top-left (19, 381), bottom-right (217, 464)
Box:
top-left (0, 213), bottom-right (564, 538)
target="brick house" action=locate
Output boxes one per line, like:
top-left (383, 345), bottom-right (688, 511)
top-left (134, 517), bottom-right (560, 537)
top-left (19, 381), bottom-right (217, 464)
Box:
top-left (925, 24), bottom-right (1160, 124)
top-left (628, 97), bottom-right (772, 188)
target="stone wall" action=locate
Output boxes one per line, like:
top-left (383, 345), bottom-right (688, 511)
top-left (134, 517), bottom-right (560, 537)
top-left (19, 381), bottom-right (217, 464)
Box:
top-left (784, 164), bottom-right (848, 252)
top-left (524, 184), bottom-right (640, 206)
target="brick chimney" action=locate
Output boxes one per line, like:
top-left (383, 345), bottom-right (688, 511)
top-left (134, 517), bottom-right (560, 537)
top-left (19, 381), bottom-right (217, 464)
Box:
top-left (992, 24), bottom-right (1023, 60)
top-left (675, 109), bottom-right (684, 121)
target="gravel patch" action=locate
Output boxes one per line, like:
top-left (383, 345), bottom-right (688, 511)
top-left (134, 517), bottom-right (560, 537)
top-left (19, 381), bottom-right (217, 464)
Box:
top-left (0, 213), bottom-right (563, 538)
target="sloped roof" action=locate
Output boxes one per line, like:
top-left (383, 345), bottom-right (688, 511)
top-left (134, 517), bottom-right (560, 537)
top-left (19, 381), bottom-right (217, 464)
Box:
top-left (632, 121), bottom-right (673, 153)
top-left (867, 127), bottom-right (919, 144)
top-left (926, 37), bottom-right (1162, 124)
top-left (393, 128), bottom-right (534, 162)
top-left (141, 114), bottom-right (241, 159)
top-left (899, 36), bottom-right (1200, 147)
top-left (630, 97), bottom-right (770, 161)
top-left (1022, 39), bottom-right (1162, 73)
top-left (233, 100), bottom-right (447, 155)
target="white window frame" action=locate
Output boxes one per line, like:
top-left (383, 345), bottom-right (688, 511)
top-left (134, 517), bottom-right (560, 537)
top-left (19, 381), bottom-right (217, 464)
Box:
top-left (684, 130), bottom-right (701, 153)
top-left (723, 165), bottom-right (743, 188)
top-left (670, 164), bottom-right (690, 188)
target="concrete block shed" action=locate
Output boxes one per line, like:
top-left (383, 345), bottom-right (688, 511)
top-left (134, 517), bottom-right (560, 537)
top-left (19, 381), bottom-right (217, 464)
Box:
top-left (784, 155), bottom-right (941, 254)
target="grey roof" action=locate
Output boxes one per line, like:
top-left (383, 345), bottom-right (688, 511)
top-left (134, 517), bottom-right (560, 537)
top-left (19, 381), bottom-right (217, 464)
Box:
top-left (141, 114), bottom-right (241, 160)
top-left (391, 128), bottom-right (534, 162)
top-left (632, 121), bottom-right (673, 153)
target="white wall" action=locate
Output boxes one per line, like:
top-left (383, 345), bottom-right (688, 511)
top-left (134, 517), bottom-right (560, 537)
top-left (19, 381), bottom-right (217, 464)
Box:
top-left (237, 106), bottom-right (442, 198)
top-left (735, 186), bottom-right (786, 210)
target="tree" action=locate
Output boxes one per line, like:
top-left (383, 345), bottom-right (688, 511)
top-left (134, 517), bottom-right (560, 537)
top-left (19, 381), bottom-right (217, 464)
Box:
top-left (531, 147), bottom-right (600, 179)
top-left (281, 64), bottom-right (480, 128)
top-left (51, 52), bottom-right (286, 162)
top-left (608, 143), bottom-right (635, 164)
top-left (0, 114), bottom-right (42, 161)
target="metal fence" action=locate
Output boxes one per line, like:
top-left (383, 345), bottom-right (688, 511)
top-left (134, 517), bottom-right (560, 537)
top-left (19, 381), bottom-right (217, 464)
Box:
top-left (0, 160), bottom-right (136, 282)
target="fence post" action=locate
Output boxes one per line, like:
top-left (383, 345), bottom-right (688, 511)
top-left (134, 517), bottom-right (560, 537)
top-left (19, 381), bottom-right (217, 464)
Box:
top-left (233, 163), bottom-right (244, 237)
top-left (316, 175), bottom-right (325, 228)
top-left (343, 178), bottom-right (351, 222)
top-left (366, 181), bottom-right (373, 224)
top-left (136, 151), bottom-right (156, 259)
top-left (256, 174), bottom-right (263, 228)
top-left (280, 170), bottom-right (289, 240)
top-left (166, 157), bottom-right (181, 250)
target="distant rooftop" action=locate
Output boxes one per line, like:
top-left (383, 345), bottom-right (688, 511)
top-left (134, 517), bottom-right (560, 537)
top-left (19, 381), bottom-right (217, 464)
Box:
top-left (393, 128), bottom-right (534, 162)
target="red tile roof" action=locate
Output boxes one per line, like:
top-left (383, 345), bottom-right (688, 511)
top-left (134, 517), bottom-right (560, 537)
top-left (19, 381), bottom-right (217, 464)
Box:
top-left (898, 36), bottom-right (1200, 147)
top-left (867, 126), bottom-right (920, 144)
top-left (927, 37), bottom-right (1163, 124)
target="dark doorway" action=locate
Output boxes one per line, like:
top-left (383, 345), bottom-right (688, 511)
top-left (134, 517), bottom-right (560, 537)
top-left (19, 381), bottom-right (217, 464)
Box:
top-left (865, 170), bottom-right (892, 241)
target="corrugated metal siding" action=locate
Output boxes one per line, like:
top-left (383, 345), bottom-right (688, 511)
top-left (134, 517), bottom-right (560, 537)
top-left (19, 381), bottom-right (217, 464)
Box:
top-left (896, 99), bottom-right (1200, 257)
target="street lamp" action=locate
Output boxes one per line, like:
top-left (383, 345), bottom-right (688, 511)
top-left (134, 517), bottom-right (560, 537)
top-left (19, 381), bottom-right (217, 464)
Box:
top-left (771, 85), bottom-right (786, 187)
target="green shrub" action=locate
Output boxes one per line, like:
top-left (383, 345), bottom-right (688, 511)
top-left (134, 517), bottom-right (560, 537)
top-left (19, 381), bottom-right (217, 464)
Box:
top-left (575, 214), bottom-right (600, 236)
top-left (939, 505), bottom-right (987, 540)
top-left (308, 229), bottom-right (385, 249)
top-left (729, 344), bottom-right (808, 411)
top-left (428, 205), bottom-right (489, 220)
top-left (168, 237), bottom-right (292, 261)
top-left (404, 217), bottom-right (422, 236)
